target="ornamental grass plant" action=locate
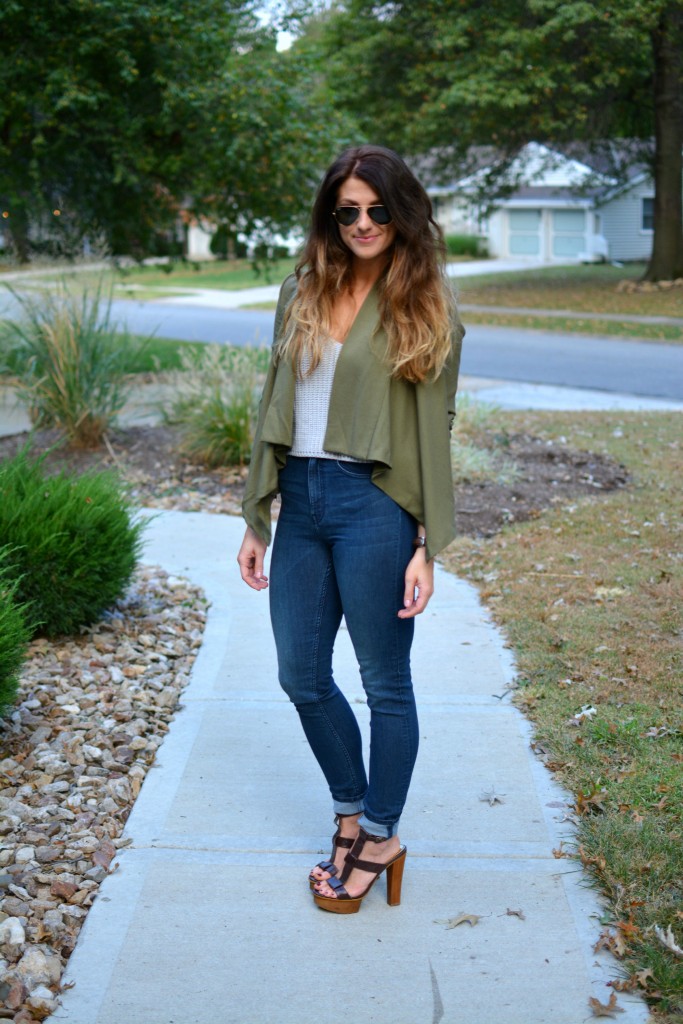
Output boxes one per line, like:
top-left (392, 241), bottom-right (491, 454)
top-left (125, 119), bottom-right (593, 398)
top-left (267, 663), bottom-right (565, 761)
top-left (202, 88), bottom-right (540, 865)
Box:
top-left (163, 343), bottom-right (268, 466)
top-left (2, 277), bottom-right (143, 447)
top-left (0, 549), bottom-right (32, 715)
top-left (0, 449), bottom-right (144, 638)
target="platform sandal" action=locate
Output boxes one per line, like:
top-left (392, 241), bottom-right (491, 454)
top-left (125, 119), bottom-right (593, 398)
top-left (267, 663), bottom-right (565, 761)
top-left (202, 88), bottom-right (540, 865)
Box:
top-left (313, 827), bottom-right (407, 914)
top-left (308, 814), bottom-right (359, 890)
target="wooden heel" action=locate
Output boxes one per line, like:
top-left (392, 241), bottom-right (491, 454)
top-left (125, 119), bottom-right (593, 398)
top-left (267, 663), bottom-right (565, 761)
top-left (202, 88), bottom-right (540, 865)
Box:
top-left (385, 848), bottom-right (406, 906)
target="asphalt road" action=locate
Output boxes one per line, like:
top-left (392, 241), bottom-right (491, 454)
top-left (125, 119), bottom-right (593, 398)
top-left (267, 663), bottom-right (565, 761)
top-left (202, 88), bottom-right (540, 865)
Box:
top-left (110, 299), bottom-right (275, 348)
top-left (111, 300), bottom-right (682, 400)
top-left (2, 293), bottom-right (681, 400)
top-left (460, 323), bottom-right (683, 399)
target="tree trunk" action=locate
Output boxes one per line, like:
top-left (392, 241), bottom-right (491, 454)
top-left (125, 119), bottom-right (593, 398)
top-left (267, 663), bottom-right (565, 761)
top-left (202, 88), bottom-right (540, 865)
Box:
top-left (644, 3), bottom-right (683, 281)
top-left (6, 204), bottom-right (31, 264)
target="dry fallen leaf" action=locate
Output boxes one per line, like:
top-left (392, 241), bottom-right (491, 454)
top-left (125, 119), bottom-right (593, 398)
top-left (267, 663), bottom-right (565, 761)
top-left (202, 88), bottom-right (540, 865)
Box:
top-left (593, 929), bottom-right (627, 958)
top-left (575, 788), bottom-right (607, 816)
top-left (588, 992), bottom-right (626, 1017)
top-left (434, 913), bottom-right (481, 929)
top-left (505, 908), bottom-right (526, 920)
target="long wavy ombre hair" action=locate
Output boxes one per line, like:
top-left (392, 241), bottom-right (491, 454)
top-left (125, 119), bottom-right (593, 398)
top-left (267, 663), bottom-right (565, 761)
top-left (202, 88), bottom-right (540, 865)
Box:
top-left (277, 145), bottom-right (455, 383)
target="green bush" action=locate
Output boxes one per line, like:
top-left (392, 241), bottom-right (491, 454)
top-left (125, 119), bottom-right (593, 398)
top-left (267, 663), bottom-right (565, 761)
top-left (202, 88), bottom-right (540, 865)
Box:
top-left (163, 344), bottom-right (266, 466)
top-left (0, 449), bottom-right (145, 637)
top-left (445, 233), bottom-right (489, 258)
top-left (2, 277), bottom-right (144, 448)
top-left (0, 550), bottom-right (32, 716)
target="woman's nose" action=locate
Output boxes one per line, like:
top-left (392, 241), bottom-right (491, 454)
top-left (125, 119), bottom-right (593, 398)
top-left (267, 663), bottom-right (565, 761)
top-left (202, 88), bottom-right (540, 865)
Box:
top-left (356, 208), bottom-right (373, 230)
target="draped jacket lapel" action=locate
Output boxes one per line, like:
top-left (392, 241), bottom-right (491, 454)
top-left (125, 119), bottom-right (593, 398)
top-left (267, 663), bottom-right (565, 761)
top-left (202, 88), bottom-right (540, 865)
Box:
top-left (260, 281), bottom-right (393, 465)
top-left (244, 274), bottom-right (464, 560)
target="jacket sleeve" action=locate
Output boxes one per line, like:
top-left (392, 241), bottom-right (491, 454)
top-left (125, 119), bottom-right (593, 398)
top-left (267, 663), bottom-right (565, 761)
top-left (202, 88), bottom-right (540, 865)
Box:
top-left (241, 276), bottom-right (297, 544)
top-left (415, 306), bottom-right (465, 560)
top-left (446, 307), bottom-right (465, 429)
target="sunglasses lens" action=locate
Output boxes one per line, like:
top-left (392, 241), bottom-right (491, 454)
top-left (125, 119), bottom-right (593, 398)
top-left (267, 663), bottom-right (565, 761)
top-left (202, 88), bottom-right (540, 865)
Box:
top-left (369, 206), bottom-right (391, 224)
top-left (333, 206), bottom-right (392, 226)
top-left (334, 207), bottom-right (360, 226)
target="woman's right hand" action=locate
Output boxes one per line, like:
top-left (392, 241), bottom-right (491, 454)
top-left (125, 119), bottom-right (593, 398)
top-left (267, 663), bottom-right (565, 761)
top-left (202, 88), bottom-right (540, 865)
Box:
top-left (237, 527), bottom-right (269, 591)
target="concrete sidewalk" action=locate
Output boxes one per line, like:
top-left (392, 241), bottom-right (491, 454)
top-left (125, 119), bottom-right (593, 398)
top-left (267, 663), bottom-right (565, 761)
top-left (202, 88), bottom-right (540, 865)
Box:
top-left (47, 511), bottom-right (648, 1024)
top-left (2, 375), bottom-right (682, 440)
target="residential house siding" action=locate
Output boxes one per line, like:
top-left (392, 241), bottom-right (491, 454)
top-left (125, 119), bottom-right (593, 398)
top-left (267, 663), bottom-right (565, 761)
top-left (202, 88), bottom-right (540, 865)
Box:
top-left (598, 179), bottom-right (654, 262)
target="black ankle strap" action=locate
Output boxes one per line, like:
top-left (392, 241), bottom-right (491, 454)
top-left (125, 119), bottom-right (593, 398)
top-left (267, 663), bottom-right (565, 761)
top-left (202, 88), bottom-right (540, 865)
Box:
top-left (358, 827), bottom-right (387, 843)
top-left (338, 827), bottom-right (389, 883)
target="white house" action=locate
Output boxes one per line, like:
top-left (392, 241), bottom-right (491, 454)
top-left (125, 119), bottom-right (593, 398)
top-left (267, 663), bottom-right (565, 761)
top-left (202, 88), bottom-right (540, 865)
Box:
top-left (428, 142), bottom-right (662, 264)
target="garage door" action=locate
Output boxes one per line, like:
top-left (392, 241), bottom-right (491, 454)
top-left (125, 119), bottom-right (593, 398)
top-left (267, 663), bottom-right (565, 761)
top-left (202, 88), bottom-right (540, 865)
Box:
top-left (552, 210), bottom-right (586, 257)
top-left (508, 209), bottom-right (542, 255)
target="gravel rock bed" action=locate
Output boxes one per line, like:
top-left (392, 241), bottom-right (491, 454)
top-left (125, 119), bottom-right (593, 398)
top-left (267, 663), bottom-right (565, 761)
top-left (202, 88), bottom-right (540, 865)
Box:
top-left (0, 566), bottom-right (208, 1022)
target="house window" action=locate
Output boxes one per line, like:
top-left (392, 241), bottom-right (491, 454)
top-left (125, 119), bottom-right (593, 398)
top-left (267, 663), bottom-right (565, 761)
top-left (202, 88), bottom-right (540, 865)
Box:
top-left (642, 197), bottom-right (654, 231)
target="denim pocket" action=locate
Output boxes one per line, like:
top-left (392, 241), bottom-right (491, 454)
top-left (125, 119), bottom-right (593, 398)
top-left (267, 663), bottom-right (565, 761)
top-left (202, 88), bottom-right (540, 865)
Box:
top-left (334, 460), bottom-right (374, 478)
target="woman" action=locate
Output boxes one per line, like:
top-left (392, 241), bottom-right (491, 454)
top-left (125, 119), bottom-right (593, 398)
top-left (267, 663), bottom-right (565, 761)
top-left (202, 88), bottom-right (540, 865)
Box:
top-left (237, 144), bottom-right (464, 914)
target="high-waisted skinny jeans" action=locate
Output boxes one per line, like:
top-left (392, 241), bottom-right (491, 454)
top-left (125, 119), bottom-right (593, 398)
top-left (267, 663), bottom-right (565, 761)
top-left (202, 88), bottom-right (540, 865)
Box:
top-left (269, 456), bottom-right (418, 839)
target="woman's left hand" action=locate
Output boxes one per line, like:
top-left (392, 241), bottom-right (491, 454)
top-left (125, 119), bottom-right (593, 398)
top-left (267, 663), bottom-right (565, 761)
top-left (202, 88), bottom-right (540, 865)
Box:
top-left (398, 548), bottom-right (435, 619)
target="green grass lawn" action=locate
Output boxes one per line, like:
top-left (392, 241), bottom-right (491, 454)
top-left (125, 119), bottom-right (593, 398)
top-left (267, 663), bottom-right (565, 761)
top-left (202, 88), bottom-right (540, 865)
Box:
top-left (113, 257), bottom-right (297, 292)
top-left (442, 410), bottom-right (683, 1021)
top-left (1, 258), bottom-right (297, 300)
top-left (463, 311), bottom-right (683, 343)
top-left (0, 324), bottom-right (221, 377)
top-left (454, 262), bottom-right (683, 319)
top-left (1, 330), bottom-right (269, 377)
top-left (122, 335), bottom-right (216, 373)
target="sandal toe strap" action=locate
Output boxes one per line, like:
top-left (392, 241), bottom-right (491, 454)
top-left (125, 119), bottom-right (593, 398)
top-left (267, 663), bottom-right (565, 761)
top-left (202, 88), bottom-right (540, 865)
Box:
top-left (325, 876), bottom-right (350, 899)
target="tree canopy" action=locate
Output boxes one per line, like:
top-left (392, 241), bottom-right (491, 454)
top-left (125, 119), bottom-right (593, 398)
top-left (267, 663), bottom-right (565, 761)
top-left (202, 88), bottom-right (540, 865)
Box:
top-left (291, 0), bottom-right (683, 280)
top-left (0, 0), bottom-right (350, 260)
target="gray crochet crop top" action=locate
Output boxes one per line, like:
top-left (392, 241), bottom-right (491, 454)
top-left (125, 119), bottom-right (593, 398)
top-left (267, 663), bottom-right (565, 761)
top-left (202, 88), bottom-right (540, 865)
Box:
top-left (290, 339), bottom-right (369, 462)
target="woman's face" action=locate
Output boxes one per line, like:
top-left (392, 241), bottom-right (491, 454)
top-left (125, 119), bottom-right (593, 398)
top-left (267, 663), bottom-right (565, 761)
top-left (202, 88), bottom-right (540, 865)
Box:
top-left (335, 175), bottom-right (396, 264)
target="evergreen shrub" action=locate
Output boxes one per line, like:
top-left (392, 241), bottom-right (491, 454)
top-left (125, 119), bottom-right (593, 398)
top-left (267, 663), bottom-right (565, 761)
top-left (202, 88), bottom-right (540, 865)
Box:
top-left (0, 549), bottom-right (32, 716)
top-left (445, 233), bottom-right (488, 258)
top-left (0, 449), bottom-right (145, 637)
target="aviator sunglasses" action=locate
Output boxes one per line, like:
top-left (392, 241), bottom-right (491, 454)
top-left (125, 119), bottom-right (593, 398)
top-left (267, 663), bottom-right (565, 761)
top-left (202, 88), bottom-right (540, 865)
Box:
top-left (333, 204), bottom-right (392, 226)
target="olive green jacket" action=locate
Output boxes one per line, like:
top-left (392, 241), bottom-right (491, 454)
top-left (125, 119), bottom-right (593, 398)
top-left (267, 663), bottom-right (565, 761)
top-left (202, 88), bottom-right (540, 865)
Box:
top-left (242, 275), bottom-right (465, 561)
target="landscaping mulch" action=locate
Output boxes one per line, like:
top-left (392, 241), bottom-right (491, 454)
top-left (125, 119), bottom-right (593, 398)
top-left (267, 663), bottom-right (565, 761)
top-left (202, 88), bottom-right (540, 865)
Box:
top-left (0, 568), bottom-right (207, 1023)
top-left (0, 424), bottom-right (629, 537)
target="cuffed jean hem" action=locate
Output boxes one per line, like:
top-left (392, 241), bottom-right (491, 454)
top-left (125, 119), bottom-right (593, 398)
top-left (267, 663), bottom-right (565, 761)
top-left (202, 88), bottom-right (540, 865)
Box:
top-left (358, 813), bottom-right (398, 840)
top-left (333, 799), bottom-right (365, 817)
